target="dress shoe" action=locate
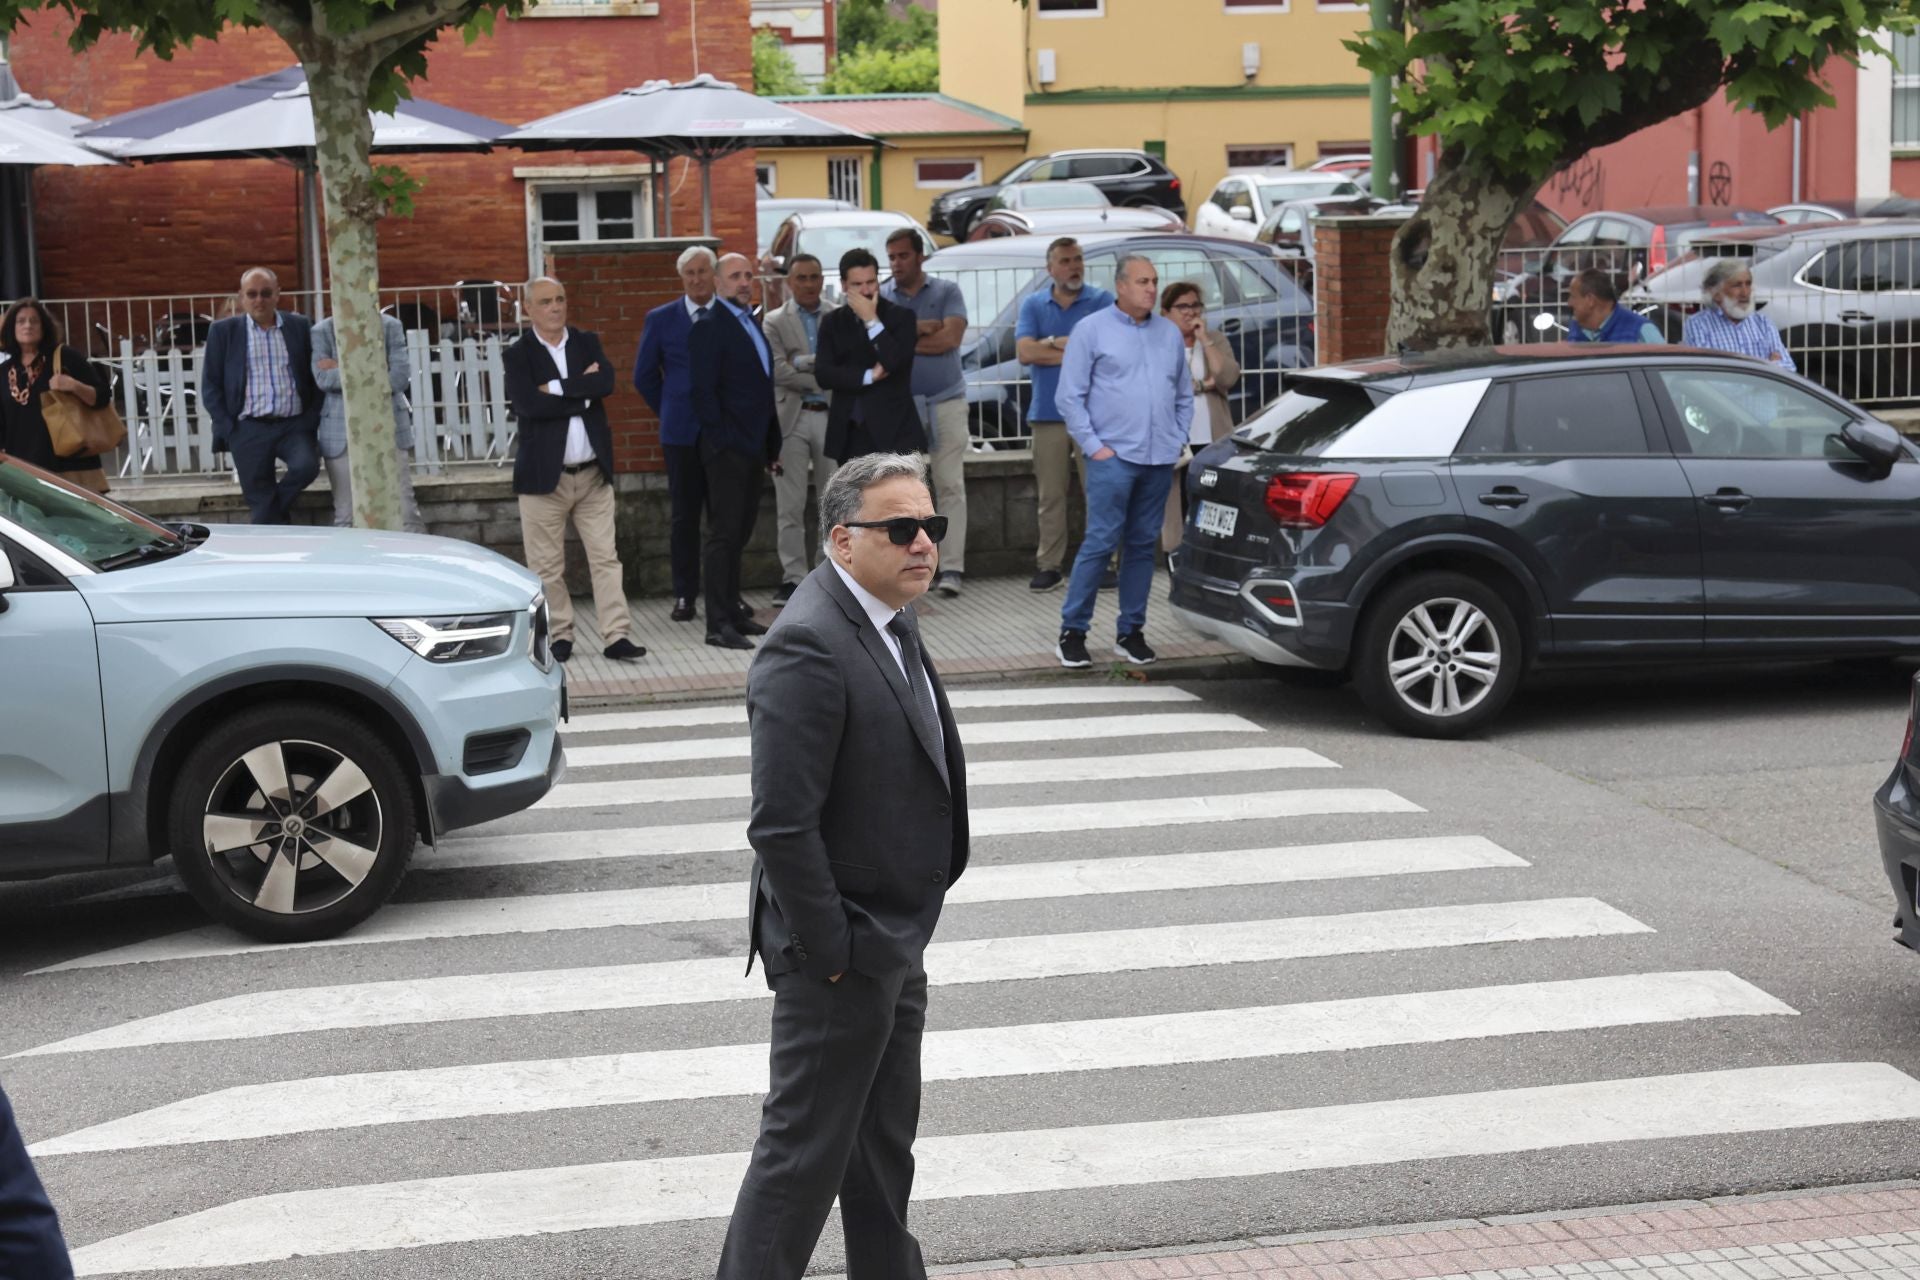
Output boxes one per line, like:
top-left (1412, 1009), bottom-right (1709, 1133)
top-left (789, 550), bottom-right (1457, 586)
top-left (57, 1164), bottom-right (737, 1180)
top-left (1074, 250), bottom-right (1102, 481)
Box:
top-left (735, 598), bottom-right (754, 620)
top-left (733, 616), bottom-right (769, 637)
top-left (670, 597), bottom-right (696, 622)
top-left (603, 638), bottom-right (647, 662)
top-left (772, 581), bottom-right (799, 606)
top-left (1028, 569), bottom-right (1063, 592)
top-left (706, 626), bottom-right (754, 651)
top-left (550, 638), bottom-right (573, 663)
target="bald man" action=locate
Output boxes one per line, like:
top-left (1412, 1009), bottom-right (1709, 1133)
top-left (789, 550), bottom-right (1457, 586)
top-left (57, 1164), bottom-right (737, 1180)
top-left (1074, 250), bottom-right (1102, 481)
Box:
top-left (200, 266), bottom-right (322, 523)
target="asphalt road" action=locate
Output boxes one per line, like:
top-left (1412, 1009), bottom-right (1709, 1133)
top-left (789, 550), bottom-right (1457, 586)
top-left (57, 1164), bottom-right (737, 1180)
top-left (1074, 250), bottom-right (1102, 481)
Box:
top-left (3, 660), bottom-right (1918, 1279)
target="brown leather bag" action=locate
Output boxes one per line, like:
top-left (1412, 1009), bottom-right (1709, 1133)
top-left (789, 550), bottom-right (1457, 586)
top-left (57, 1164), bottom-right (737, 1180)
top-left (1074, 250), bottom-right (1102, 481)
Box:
top-left (43, 347), bottom-right (127, 458)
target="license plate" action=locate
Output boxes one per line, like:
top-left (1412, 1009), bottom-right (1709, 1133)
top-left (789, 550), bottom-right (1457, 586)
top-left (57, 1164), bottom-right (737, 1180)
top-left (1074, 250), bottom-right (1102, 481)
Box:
top-left (1196, 500), bottom-right (1238, 538)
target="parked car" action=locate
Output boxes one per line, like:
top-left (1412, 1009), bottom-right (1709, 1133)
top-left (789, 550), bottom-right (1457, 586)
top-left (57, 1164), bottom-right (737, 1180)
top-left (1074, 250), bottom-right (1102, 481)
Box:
top-left (927, 149), bottom-right (1185, 241)
top-left (1770, 197), bottom-right (1920, 225)
top-left (757, 196), bottom-right (855, 255)
top-left (0, 457), bottom-right (565, 940)
top-left (1624, 220), bottom-right (1920, 402)
top-left (763, 208), bottom-right (932, 304)
top-left (1169, 344), bottom-right (1920, 737)
top-left (1195, 170), bottom-right (1364, 241)
top-left (966, 205), bottom-right (1186, 241)
top-left (986, 180), bottom-right (1112, 214)
top-left (1874, 676), bottom-right (1920, 954)
top-left (1258, 195), bottom-right (1391, 262)
top-left (927, 231), bottom-right (1316, 447)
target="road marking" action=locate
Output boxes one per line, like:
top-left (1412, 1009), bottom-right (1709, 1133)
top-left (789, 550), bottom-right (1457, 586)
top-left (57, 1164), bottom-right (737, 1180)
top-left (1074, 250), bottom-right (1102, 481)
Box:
top-left (534, 745), bottom-right (1338, 811)
top-left (13, 897), bottom-right (1644, 1055)
top-left (568, 685), bottom-right (1201, 734)
top-left (39, 835), bottom-right (1518, 970)
top-left (33, 971), bottom-right (1792, 1155)
top-left (64, 1062), bottom-right (1919, 1274)
top-left (564, 712), bottom-right (1265, 768)
top-left (421, 788), bottom-right (1425, 871)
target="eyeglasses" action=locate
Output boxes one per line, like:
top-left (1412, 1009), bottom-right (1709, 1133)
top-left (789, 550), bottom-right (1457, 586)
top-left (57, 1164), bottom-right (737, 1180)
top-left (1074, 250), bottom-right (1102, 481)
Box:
top-left (244, 290), bottom-right (276, 299)
top-left (1169, 302), bottom-right (1203, 313)
top-left (842, 515), bottom-right (949, 545)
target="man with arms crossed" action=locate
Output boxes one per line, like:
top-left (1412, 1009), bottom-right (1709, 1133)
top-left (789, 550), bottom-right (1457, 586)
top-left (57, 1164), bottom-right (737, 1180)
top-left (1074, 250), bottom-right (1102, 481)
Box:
top-left (765, 252), bottom-right (837, 605)
top-left (715, 452), bottom-right (969, 1280)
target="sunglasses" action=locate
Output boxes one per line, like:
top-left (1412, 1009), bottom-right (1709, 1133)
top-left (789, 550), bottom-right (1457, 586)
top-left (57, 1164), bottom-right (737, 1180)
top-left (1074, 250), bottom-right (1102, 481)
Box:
top-left (244, 290), bottom-right (277, 299)
top-left (842, 515), bottom-right (949, 545)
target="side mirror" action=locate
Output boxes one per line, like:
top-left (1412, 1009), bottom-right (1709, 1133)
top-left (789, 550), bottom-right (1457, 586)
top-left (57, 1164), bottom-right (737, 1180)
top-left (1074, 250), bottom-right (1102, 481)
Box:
top-left (1230, 206), bottom-right (1255, 222)
top-left (1532, 312), bottom-right (1561, 333)
top-left (1837, 418), bottom-right (1904, 475)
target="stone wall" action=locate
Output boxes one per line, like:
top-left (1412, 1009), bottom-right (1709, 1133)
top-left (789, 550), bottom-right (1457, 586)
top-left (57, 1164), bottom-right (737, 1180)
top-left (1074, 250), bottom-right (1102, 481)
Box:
top-left (1313, 213), bottom-right (1411, 365)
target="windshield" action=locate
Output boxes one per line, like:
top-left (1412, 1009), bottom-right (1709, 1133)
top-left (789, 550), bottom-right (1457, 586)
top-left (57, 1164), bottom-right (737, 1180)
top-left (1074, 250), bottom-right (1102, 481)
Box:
top-left (1236, 382), bottom-right (1380, 454)
top-left (0, 457), bottom-right (181, 570)
top-left (801, 224), bottom-right (912, 269)
top-left (929, 261), bottom-right (1038, 331)
top-left (756, 207), bottom-right (787, 250)
top-left (1020, 183), bottom-right (1108, 210)
top-left (1258, 178), bottom-right (1357, 207)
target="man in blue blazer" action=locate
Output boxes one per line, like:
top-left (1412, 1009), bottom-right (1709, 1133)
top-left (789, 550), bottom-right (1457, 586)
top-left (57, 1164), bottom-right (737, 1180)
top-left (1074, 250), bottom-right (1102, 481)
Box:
top-left (0, 1079), bottom-right (73, 1279)
top-left (633, 245), bottom-right (719, 622)
top-left (688, 252), bottom-right (783, 651)
top-left (199, 267), bottom-right (323, 524)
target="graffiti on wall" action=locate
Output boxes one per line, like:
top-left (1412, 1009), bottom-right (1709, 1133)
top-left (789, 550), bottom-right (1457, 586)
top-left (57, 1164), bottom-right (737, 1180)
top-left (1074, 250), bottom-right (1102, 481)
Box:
top-left (1707, 161), bottom-right (1733, 206)
top-left (1548, 153), bottom-right (1606, 213)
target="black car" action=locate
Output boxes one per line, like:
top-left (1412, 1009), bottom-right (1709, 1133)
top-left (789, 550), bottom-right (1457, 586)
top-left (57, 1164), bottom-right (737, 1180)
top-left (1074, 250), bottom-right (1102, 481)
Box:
top-left (929, 149), bottom-right (1185, 241)
top-left (1874, 679), bottom-right (1920, 955)
top-left (1169, 345), bottom-right (1919, 737)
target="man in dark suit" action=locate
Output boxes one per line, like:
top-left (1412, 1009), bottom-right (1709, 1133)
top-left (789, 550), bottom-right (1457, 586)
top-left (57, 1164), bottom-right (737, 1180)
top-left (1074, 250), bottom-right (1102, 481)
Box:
top-left (816, 248), bottom-right (923, 464)
top-left (0, 1079), bottom-right (72, 1279)
top-left (634, 245), bottom-right (719, 622)
top-left (504, 275), bottom-right (644, 664)
top-left (199, 266), bottom-right (322, 524)
top-left (715, 452), bottom-right (967, 1280)
top-left (688, 252), bottom-right (783, 651)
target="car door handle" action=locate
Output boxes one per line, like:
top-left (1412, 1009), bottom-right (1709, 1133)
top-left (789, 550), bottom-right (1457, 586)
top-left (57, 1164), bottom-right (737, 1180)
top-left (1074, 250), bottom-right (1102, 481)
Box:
top-left (1839, 310), bottom-right (1875, 323)
top-left (1478, 487), bottom-right (1530, 509)
top-left (1702, 488), bottom-right (1752, 511)
top-left (1219, 318), bottom-right (1243, 335)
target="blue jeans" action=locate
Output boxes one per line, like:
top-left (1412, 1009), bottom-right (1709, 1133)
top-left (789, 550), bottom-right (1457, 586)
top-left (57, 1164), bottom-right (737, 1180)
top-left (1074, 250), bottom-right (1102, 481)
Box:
top-left (228, 416), bottom-right (319, 525)
top-left (1061, 455), bottom-right (1174, 637)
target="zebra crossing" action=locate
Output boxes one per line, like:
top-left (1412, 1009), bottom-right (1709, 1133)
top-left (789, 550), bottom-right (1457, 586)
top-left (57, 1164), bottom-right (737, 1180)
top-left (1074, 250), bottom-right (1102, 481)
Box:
top-left (7, 682), bottom-right (1919, 1278)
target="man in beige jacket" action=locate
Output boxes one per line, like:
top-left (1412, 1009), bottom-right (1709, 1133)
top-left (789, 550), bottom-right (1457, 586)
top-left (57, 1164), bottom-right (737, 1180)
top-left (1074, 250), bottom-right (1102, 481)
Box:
top-left (764, 253), bottom-right (838, 605)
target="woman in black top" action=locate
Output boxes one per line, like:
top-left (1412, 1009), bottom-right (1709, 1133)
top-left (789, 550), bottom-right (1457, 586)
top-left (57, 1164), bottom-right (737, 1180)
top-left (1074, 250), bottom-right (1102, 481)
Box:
top-left (0, 298), bottom-right (114, 493)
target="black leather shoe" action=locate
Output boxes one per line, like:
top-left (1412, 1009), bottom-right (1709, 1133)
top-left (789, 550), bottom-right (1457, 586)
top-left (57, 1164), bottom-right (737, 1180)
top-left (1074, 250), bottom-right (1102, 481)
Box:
top-left (603, 638), bottom-right (647, 662)
top-left (733, 616), bottom-right (769, 637)
top-left (550, 639), bottom-right (573, 663)
top-left (706, 626), bottom-right (754, 651)
top-left (773, 581), bottom-right (799, 606)
top-left (734, 598), bottom-right (754, 619)
top-left (670, 597), bottom-right (696, 622)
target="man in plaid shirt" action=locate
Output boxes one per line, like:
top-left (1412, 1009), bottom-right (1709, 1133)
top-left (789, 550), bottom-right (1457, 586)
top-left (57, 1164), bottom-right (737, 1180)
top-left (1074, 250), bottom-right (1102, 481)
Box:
top-left (1682, 259), bottom-right (1797, 371)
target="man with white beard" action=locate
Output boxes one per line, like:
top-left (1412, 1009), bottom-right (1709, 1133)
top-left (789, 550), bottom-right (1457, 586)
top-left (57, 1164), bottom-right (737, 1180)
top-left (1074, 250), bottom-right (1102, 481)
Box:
top-left (1681, 258), bottom-right (1797, 370)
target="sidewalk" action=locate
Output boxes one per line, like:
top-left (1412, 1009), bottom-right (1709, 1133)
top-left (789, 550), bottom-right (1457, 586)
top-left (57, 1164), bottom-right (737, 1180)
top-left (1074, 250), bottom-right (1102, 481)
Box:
top-left (557, 572), bottom-right (1245, 702)
top-left (873, 1182), bottom-right (1920, 1279)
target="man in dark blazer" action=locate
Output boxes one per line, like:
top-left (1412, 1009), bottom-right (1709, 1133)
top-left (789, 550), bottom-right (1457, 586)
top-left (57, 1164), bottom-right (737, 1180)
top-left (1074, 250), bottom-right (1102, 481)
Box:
top-left (199, 266), bottom-right (322, 524)
top-left (688, 252), bottom-right (783, 651)
top-left (505, 275), bottom-right (644, 664)
top-left (816, 248), bottom-right (923, 464)
top-left (715, 452), bottom-right (967, 1280)
top-left (0, 1079), bottom-right (72, 1279)
top-left (634, 245), bottom-right (719, 622)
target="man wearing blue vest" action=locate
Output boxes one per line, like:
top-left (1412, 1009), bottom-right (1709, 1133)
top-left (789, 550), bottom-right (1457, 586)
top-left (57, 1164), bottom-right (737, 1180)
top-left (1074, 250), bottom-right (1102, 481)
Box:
top-left (1565, 268), bottom-right (1665, 345)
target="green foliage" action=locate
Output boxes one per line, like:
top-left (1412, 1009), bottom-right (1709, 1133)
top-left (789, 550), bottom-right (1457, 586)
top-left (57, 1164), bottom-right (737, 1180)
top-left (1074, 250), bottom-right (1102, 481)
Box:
top-left (820, 41), bottom-right (938, 94)
top-left (1347, 0), bottom-right (1920, 183)
top-left (753, 28), bottom-right (810, 97)
top-left (371, 163), bottom-right (424, 217)
top-left (836, 0), bottom-right (936, 55)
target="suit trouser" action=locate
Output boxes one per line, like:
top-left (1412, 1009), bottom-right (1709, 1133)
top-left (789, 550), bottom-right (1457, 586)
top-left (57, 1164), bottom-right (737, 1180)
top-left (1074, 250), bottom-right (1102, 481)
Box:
top-left (0, 1080), bottom-right (73, 1280)
top-left (922, 396), bottom-right (969, 575)
top-left (228, 416), bottom-right (319, 525)
top-left (716, 962), bottom-right (930, 1280)
top-left (774, 408), bottom-right (833, 584)
top-left (517, 467), bottom-right (633, 646)
top-left (1030, 420), bottom-right (1091, 573)
top-left (703, 447), bottom-right (762, 635)
top-left (665, 442), bottom-right (708, 601)
top-left (323, 448), bottom-right (426, 533)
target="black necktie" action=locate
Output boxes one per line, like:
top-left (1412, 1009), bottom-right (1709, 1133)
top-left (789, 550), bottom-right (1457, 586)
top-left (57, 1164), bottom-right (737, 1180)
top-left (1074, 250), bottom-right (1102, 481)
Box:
top-left (886, 612), bottom-right (946, 785)
top-left (696, 305), bottom-right (709, 321)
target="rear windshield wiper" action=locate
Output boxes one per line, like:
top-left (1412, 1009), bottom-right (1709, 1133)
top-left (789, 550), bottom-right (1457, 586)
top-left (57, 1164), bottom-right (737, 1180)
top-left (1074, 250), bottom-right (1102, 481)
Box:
top-left (94, 540), bottom-right (190, 571)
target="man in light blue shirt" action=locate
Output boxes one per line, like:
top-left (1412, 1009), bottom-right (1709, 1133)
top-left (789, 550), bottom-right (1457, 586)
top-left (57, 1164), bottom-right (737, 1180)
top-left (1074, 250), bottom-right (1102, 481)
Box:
top-left (1053, 253), bottom-right (1193, 668)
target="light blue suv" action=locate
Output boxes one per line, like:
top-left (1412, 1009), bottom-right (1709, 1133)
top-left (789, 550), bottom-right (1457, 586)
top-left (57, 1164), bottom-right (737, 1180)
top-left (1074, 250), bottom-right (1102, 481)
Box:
top-left (0, 457), bottom-right (565, 942)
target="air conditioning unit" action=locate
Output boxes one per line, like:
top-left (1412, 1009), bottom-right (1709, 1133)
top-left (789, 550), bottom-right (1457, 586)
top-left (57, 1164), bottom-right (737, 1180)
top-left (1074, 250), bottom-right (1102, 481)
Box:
top-left (1036, 49), bottom-right (1057, 85)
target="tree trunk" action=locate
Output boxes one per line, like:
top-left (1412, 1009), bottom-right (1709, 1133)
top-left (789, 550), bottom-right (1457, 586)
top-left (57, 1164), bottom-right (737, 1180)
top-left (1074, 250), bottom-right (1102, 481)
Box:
top-left (305, 56), bottom-right (404, 532)
top-left (1384, 156), bottom-right (1543, 352)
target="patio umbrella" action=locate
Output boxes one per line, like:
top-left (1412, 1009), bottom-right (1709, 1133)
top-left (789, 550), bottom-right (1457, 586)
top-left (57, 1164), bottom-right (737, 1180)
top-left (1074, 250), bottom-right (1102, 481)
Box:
top-left (504, 74), bottom-right (876, 236)
top-left (77, 67), bottom-right (512, 309)
top-left (0, 85), bottom-right (118, 298)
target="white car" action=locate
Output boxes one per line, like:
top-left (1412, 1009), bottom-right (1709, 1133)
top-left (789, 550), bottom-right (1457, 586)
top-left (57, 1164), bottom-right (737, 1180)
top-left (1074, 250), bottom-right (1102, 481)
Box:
top-left (1195, 170), bottom-right (1363, 241)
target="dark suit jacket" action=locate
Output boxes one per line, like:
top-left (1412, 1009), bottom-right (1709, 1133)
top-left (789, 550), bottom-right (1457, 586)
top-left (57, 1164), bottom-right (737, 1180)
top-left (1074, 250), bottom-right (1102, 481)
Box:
top-left (744, 560), bottom-right (969, 981)
top-left (815, 297), bottom-right (923, 461)
top-left (504, 326), bottom-right (618, 496)
top-left (688, 304), bottom-right (781, 463)
top-left (632, 298), bottom-right (701, 448)
top-left (0, 1080), bottom-right (71, 1279)
top-left (199, 311), bottom-right (322, 449)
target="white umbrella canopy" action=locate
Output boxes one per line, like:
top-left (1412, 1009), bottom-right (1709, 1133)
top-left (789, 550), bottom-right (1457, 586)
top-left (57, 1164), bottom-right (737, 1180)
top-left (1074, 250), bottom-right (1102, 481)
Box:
top-left (0, 91), bottom-right (96, 140)
top-left (0, 111), bottom-right (118, 167)
top-left (0, 88), bottom-right (118, 298)
top-left (505, 74), bottom-right (877, 234)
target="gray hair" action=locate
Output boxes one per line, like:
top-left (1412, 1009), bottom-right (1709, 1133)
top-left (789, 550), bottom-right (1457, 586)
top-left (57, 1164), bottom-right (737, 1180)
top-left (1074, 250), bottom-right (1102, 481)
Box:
top-left (819, 452), bottom-right (930, 543)
top-left (240, 265), bottom-right (279, 288)
top-left (677, 245), bottom-right (717, 272)
top-left (1116, 253), bottom-right (1155, 283)
top-left (1700, 257), bottom-right (1752, 303)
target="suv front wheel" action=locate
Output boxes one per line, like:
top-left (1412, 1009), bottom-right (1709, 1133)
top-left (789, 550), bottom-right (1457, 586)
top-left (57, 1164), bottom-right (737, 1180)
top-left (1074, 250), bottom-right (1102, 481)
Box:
top-left (167, 701), bottom-right (416, 942)
top-left (1353, 572), bottom-right (1522, 738)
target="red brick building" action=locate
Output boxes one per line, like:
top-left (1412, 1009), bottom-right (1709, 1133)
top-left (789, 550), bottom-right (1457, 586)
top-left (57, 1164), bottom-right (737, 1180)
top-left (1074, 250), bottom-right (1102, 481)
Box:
top-left (10, 0), bottom-right (756, 301)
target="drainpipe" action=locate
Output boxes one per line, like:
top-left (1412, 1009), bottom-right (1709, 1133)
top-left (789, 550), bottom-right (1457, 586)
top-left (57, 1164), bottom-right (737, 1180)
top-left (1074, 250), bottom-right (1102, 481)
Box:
top-left (1791, 115), bottom-right (1804, 202)
top-left (1369, 0), bottom-right (1396, 199)
top-left (1687, 107), bottom-right (1703, 204)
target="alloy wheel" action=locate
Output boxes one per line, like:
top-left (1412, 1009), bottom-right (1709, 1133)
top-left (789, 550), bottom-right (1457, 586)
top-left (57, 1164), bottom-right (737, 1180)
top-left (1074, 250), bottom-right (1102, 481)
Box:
top-left (200, 738), bottom-right (385, 916)
top-left (1385, 597), bottom-right (1502, 719)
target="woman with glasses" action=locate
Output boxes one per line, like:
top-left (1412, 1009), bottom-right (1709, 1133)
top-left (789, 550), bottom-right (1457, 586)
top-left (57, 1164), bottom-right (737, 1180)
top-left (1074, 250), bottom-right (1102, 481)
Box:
top-left (1158, 280), bottom-right (1240, 552)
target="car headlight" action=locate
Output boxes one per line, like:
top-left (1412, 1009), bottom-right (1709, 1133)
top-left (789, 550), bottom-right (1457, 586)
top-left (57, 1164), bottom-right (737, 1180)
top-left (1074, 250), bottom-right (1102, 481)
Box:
top-left (374, 612), bottom-right (516, 662)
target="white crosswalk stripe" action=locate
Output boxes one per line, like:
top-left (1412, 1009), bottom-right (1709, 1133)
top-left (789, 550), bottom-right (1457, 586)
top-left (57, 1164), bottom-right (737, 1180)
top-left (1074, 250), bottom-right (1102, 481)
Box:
top-left (567, 684), bottom-right (1201, 734)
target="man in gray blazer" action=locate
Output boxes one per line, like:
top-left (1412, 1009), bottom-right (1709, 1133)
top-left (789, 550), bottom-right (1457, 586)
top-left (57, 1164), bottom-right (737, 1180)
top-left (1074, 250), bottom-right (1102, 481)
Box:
top-left (715, 452), bottom-right (969, 1280)
top-left (764, 253), bottom-right (838, 605)
top-left (311, 311), bottom-right (426, 532)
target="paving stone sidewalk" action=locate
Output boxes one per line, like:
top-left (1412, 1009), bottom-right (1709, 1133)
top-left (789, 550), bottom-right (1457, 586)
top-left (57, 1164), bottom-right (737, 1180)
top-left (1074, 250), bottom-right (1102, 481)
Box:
top-left (869, 1183), bottom-right (1920, 1280)
top-left (557, 572), bottom-right (1242, 702)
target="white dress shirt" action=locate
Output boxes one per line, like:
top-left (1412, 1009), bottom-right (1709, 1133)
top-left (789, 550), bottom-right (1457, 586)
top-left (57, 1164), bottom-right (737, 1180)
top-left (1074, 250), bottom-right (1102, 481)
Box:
top-left (830, 560), bottom-right (945, 754)
top-left (536, 329), bottom-right (594, 466)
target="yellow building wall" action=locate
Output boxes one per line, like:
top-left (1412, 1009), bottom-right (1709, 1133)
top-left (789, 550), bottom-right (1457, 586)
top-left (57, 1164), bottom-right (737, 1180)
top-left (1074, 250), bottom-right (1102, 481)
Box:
top-left (761, 137), bottom-right (1028, 233)
top-left (938, 0), bottom-right (1028, 120)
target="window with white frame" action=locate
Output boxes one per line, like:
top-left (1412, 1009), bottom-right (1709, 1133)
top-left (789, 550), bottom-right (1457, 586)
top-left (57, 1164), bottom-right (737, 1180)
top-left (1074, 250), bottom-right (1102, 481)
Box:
top-left (1224, 0), bottom-right (1289, 11)
top-left (533, 182), bottom-right (650, 246)
top-left (1311, 0), bottom-right (1364, 9)
top-left (828, 155), bottom-right (865, 205)
top-left (916, 158), bottom-right (984, 188)
top-left (1896, 31), bottom-right (1920, 149)
top-left (756, 161), bottom-right (778, 195)
top-left (1036, 0), bottom-right (1102, 14)
top-left (1226, 143), bottom-right (1294, 172)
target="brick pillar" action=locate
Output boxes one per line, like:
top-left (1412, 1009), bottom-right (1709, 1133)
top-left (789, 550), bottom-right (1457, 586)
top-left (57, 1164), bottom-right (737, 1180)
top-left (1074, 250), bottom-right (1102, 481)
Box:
top-left (1313, 213), bottom-right (1411, 365)
top-left (547, 236), bottom-right (720, 476)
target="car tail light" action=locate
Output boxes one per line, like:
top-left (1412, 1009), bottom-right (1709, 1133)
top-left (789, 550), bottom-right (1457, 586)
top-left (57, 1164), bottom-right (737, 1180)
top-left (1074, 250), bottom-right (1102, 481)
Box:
top-left (1169, 177), bottom-right (1181, 192)
top-left (1263, 472), bottom-right (1357, 527)
top-left (1903, 709), bottom-right (1914, 762)
top-left (1649, 225), bottom-right (1668, 275)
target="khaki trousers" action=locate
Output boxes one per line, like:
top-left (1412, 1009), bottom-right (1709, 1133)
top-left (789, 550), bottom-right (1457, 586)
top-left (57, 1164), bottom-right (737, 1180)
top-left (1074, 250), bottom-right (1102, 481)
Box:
top-left (1031, 420), bottom-right (1089, 573)
top-left (925, 396), bottom-right (969, 575)
top-left (775, 407), bottom-right (834, 584)
top-left (518, 467), bottom-right (633, 646)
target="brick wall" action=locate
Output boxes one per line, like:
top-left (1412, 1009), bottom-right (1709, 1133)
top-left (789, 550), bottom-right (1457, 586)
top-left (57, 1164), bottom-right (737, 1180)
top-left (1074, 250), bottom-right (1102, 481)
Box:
top-left (1313, 214), bottom-right (1409, 365)
top-left (11, 2), bottom-right (756, 300)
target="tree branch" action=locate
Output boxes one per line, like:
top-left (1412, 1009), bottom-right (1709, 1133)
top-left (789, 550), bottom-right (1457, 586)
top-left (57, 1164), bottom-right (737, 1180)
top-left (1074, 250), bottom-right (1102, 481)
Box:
top-left (354, 0), bottom-right (484, 55)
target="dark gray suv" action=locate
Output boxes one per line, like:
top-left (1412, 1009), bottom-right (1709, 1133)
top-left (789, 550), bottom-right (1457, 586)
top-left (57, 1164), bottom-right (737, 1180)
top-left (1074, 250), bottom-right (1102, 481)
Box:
top-left (928, 149), bottom-right (1186, 240)
top-left (1169, 346), bottom-right (1917, 736)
